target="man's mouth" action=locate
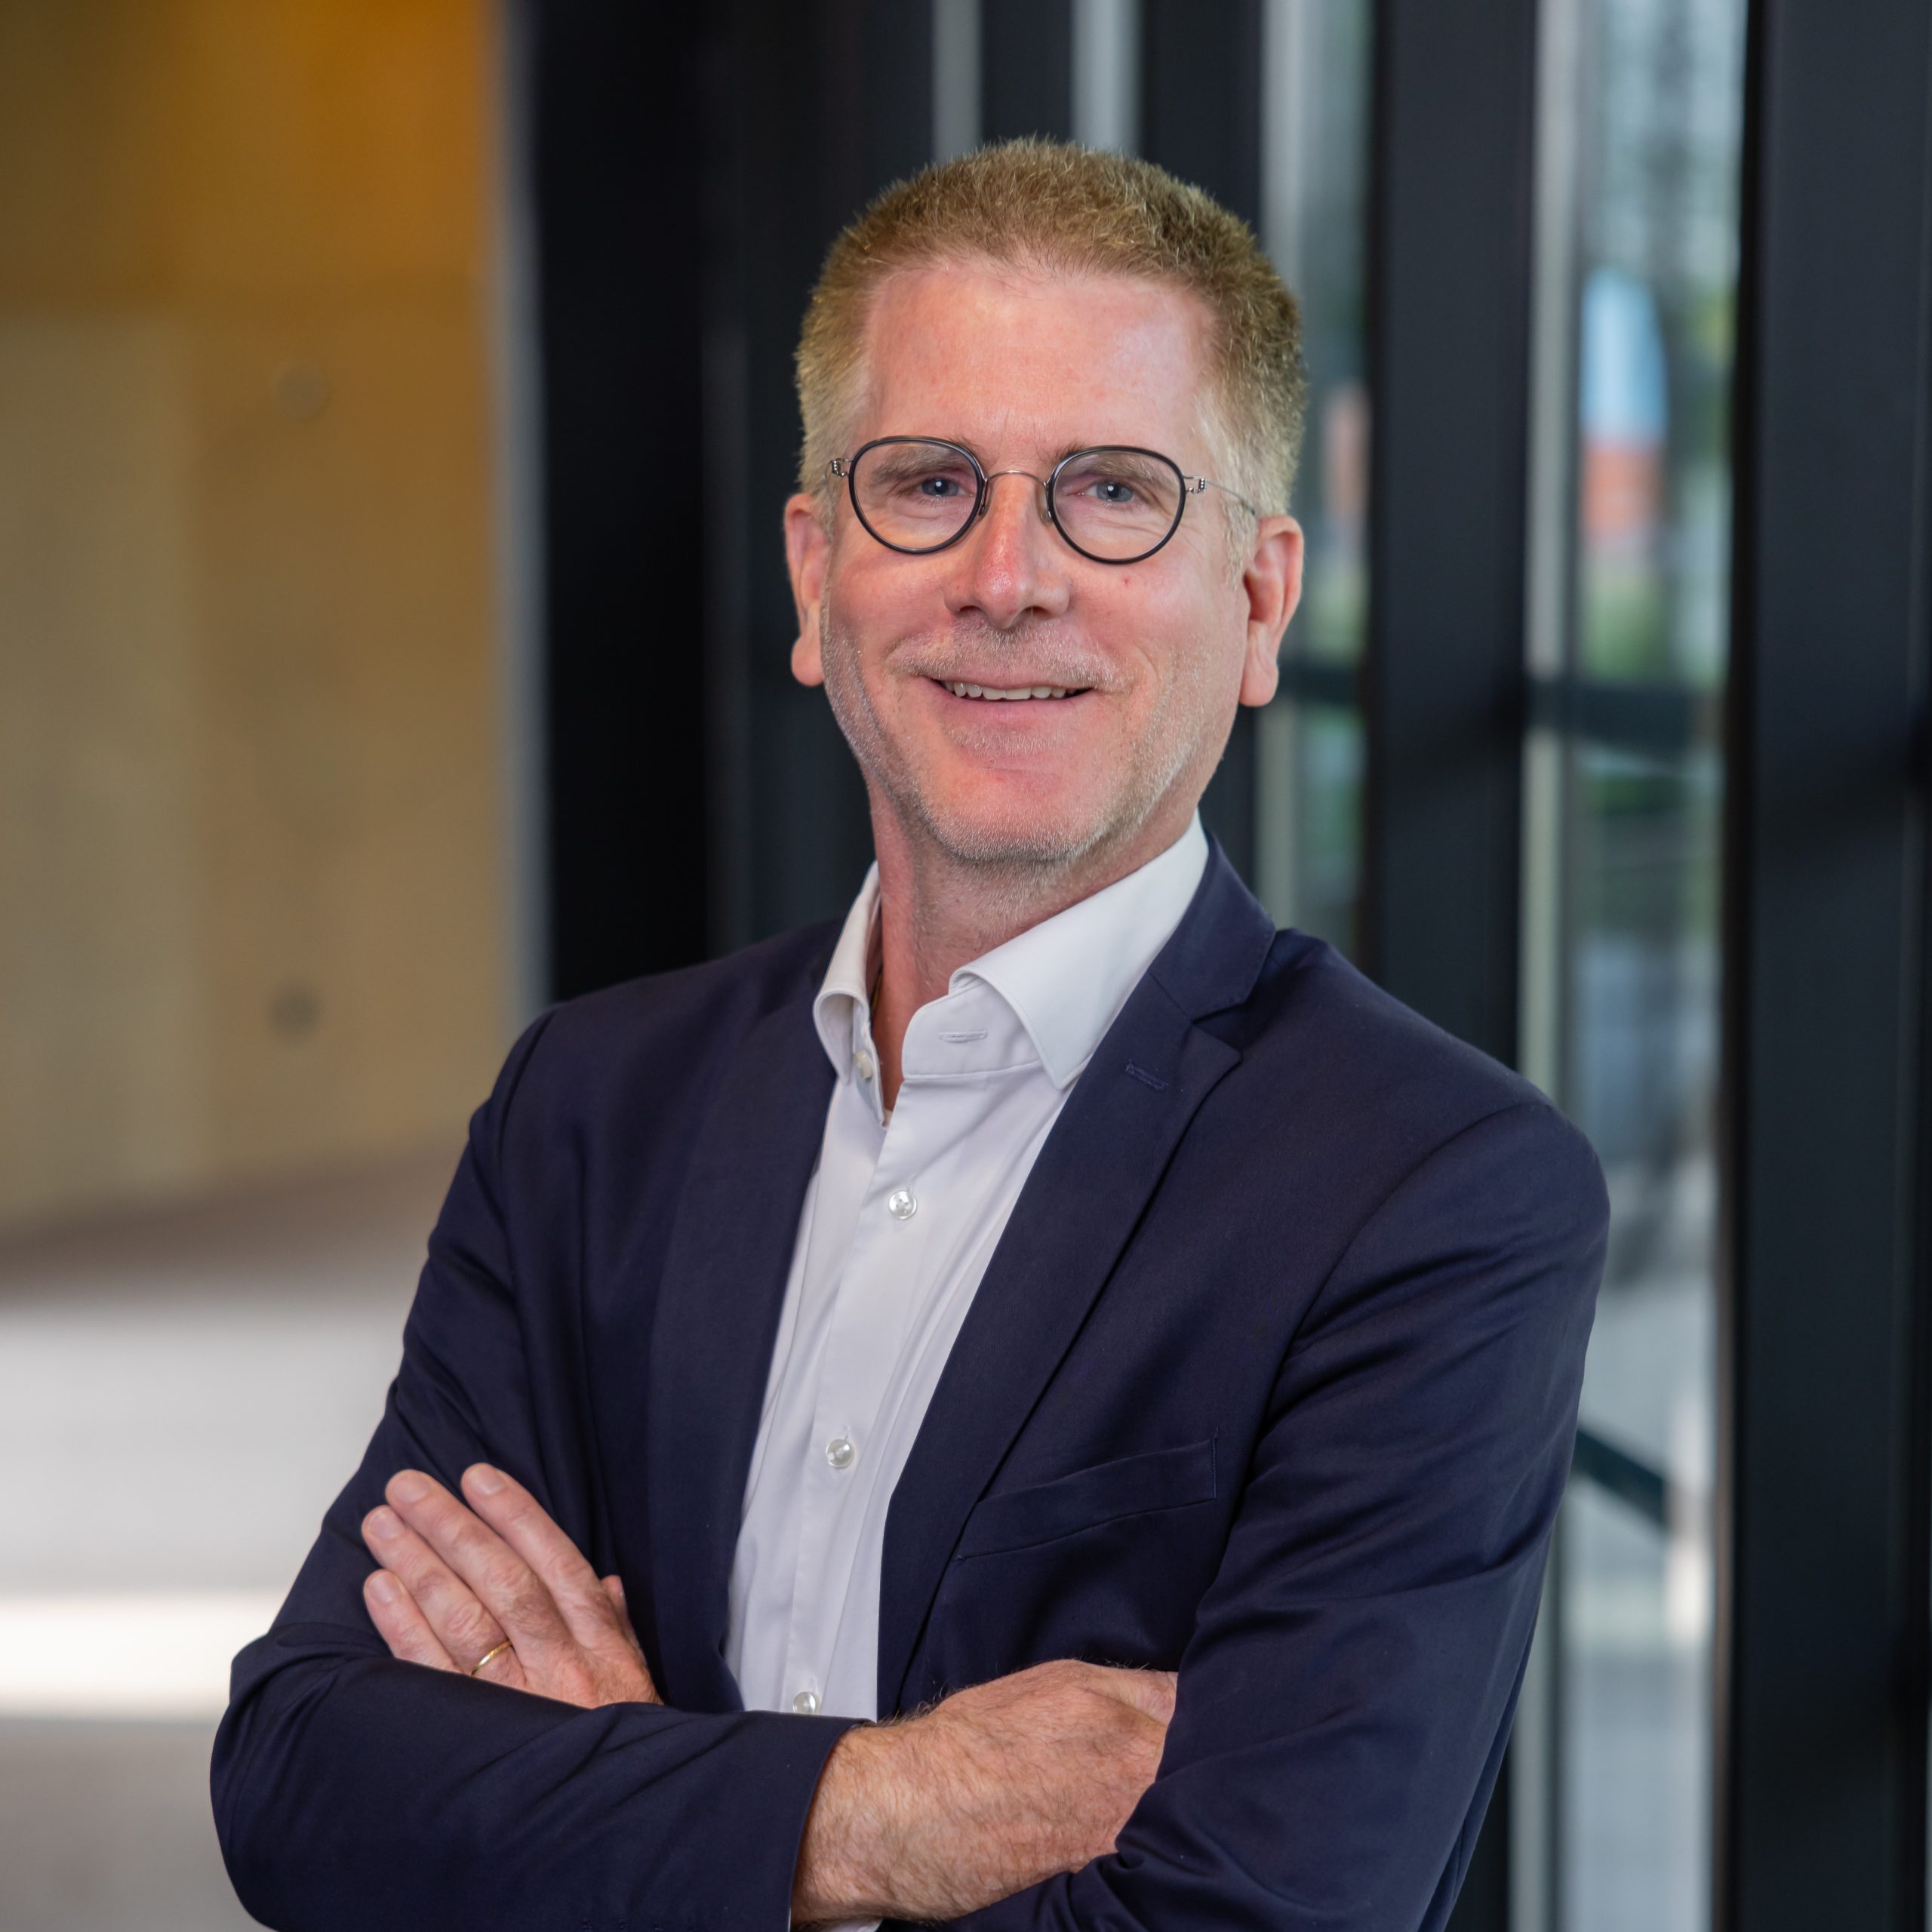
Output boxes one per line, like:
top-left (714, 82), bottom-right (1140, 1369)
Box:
top-left (937, 679), bottom-right (1088, 701)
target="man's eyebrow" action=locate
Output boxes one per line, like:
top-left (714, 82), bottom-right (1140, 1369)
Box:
top-left (952, 438), bottom-right (1108, 466)
top-left (896, 435), bottom-right (1162, 466)
top-left (888, 432), bottom-right (989, 460)
top-left (1051, 443), bottom-right (1171, 464)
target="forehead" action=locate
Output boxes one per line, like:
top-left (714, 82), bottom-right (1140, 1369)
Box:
top-left (854, 261), bottom-right (1214, 454)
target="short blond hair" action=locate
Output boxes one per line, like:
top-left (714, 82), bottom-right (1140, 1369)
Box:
top-left (795, 140), bottom-right (1306, 518)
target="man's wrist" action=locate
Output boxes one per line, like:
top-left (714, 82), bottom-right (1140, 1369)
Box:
top-left (793, 1719), bottom-right (918, 1924)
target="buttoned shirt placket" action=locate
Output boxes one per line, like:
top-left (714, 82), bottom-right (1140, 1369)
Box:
top-left (723, 814), bottom-right (1211, 1728)
top-left (770, 977), bottom-right (1053, 1719)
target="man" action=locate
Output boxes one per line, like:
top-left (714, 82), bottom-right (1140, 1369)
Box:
top-left (214, 141), bottom-right (1604, 1931)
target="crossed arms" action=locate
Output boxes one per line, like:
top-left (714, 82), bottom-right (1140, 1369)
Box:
top-left (211, 1022), bottom-right (1607, 1932)
top-left (358, 1460), bottom-right (1174, 1922)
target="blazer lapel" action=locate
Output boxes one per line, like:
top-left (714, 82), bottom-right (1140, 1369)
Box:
top-left (874, 848), bottom-right (1277, 1714)
top-left (641, 994), bottom-right (834, 1712)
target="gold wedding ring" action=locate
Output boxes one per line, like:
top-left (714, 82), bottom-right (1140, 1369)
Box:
top-left (469, 1639), bottom-right (513, 1678)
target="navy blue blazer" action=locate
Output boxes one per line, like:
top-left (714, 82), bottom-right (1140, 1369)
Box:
top-left (213, 847), bottom-right (1605, 1932)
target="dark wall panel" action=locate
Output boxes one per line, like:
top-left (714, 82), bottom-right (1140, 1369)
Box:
top-left (1720, 4), bottom-right (1932, 1927)
top-left (983, 0), bottom-right (1072, 142)
top-left (717, 0), bottom-right (933, 946)
top-left (1358, 5), bottom-right (1540, 1926)
top-left (1138, 0), bottom-right (1264, 885)
top-left (1360, 0), bottom-right (1537, 1069)
top-left (530, 4), bottom-right (714, 998)
top-left (1140, 0), bottom-right (1262, 219)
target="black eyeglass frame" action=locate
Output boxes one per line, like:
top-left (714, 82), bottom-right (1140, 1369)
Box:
top-left (827, 435), bottom-right (1259, 566)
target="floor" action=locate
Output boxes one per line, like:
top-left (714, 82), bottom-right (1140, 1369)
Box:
top-left (0, 1152), bottom-right (451, 1932)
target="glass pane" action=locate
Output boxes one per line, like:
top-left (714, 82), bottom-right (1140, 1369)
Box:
top-left (1261, 706), bottom-right (1364, 955)
top-left (1559, 738), bottom-right (1721, 1932)
top-left (1254, 0), bottom-right (1372, 943)
top-left (1268, 0), bottom-right (1372, 668)
top-left (1574, 0), bottom-right (1744, 688)
top-left (1521, 0), bottom-right (1746, 1925)
top-left (1561, 1482), bottom-right (1711, 1928)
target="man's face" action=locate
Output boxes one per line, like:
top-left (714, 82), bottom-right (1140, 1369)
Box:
top-left (785, 262), bottom-right (1301, 875)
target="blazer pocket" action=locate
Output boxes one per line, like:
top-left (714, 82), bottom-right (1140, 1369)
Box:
top-left (954, 1438), bottom-right (1218, 1560)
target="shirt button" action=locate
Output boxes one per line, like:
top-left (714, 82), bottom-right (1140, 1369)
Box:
top-left (792, 1688), bottom-right (820, 1715)
top-left (825, 1436), bottom-right (857, 1471)
top-left (855, 1048), bottom-right (875, 1082)
top-left (886, 1186), bottom-right (917, 1220)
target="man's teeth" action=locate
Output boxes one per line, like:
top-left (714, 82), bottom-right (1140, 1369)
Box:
top-left (943, 681), bottom-right (1076, 700)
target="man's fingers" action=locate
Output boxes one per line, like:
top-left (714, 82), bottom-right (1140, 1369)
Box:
top-left (1091, 1666), bottom-right (1178, 1724)
top-left (383, 1469), bottom-right (572, 1660)
top-left (601, 1574), bottom-right (635, 1638)
top-left (361, 1502), bottom-right (515, 1679)
top-left (362, 1568), bottom-right (459, 1673)
top-left (374, 1468), bottom-right (658, 1709)
top-left (460, 1463), bottom-right (624, 1647)
top-left (600, 1573), bottom-right (655, 1676)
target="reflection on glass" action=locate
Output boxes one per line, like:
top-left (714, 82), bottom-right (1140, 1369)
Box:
top-left (1275, 708), bottom-right (1363, 955)
top-left (1254, 0), bottom-right (1372, 943)
top-left (1574, 0), bottom-right (1741, 689)
top-left (1561, 741), bottom-right (1720, 1932)
top-left (1298, 374), bottom-right (1371, 665)
top-left (1534, 0), bottom-right (1746, 1927)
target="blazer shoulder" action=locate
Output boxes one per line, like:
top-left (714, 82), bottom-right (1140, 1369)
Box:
top-left (1233, 929), bottom-right (1600, 1189)
top-left (494, 919), bottom-right (841, 1125)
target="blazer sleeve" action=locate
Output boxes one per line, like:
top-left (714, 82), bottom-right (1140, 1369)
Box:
top-left (209, 1015), bottom-right (857, 1932)
top-left (955, 1097), bottom-right (1607, 1932)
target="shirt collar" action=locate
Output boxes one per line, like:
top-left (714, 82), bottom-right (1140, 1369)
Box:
top-left (811, 814), bottom-right (1210, 1094)
top-left (952, 815), bottom-right (1208, 1087)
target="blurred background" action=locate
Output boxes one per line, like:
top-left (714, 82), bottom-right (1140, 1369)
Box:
top-left (0, 4), bottom-right (1925, 1931)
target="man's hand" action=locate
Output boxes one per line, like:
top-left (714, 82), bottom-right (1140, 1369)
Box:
top-left (359, 1463), bottom-right (659, 1707)
top-left (793, 1659), bottom-right (1177, 1924)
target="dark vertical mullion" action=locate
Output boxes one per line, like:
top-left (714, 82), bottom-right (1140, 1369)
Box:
top-left (1361, 5), bottom-right (1540, 1928)
top-left (1138, 0), bottom-right (1263, 212)
top-left (1719, 5), bottom-right (1932, 1930)
top-left (1361, 0), bottom-right (1537, 1067)
top-left (530, 4), bottom-right (715, 998)
top-left (1137, 0), bottom-right (1264, 884)
top-left (982, 0), bottom-right (1073, 142)
top-left (718, 0), bottom-right (934, 944)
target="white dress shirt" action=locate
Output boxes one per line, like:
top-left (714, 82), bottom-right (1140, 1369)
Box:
top-left (724, 814), bottom-right (1210, 1726)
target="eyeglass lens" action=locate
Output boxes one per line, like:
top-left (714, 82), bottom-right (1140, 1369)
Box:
top-left (848, 440), bottom-right (1184, 561)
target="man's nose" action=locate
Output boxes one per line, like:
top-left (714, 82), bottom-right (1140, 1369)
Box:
top-left (946, 470), bottom-right (1072, 630)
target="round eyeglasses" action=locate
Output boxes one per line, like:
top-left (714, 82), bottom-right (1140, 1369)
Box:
top-left (828, 437), bottom-right (1257, 566)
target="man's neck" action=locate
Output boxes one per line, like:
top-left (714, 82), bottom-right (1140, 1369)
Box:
top-left (866, 804), bottom-right (1194, 1109)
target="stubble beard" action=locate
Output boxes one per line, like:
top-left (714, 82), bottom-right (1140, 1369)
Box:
top-left (815, 595), bottom-right (1228, 894)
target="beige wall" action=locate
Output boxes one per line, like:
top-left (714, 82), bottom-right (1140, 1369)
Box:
top-left (0, 0), bottom-right (506, 1228)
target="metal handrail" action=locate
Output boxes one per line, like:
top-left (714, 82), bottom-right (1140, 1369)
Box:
top-left (1571, 1426), bottom-right (1669, 1530)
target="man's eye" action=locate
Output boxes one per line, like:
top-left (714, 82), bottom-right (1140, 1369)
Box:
top-left (1070, 471), bottom-right (1142, 507)
top-left (915, 474), bottom-right (965, 499)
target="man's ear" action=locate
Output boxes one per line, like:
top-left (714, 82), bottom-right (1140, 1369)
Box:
top-left (1238, 513), bottom-right (1304, 708)
top-left (785, 492), bottom-right (832, 688)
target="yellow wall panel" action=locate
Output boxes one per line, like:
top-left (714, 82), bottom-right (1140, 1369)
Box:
top-left (0, 0), bottom-right (504, 1227)
top-left (0, 313), bottom-right (216, 1211)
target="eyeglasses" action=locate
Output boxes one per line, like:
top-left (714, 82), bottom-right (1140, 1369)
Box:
top-left (828, 436), bottom-right (1258, 566)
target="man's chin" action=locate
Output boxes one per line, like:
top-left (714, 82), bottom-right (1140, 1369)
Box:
top-left (906, 792), bottom-right (1126, 873)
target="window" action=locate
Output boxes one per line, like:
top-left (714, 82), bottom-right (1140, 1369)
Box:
top-left (1255, 0), bottom-right (1374, 955)
top-left (1518, 1), bottom-right (1747, 1926)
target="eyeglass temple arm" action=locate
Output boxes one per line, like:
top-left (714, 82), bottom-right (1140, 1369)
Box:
top-left (1192, 474), bottom-right (1263, 516)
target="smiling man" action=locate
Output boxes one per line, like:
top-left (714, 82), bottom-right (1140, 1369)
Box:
top-left (214, 143), bottom-right (1605, 1932)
